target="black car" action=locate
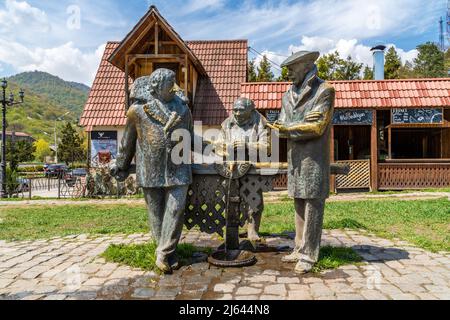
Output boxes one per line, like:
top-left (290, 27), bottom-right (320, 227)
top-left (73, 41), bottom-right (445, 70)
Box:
top-left (44, 164), bottom-right (69, 178)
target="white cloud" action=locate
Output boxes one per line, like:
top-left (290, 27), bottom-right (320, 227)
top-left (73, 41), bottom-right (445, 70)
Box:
top-left (185, 0), bottom-right (224, 13)
top-left (289, 36), bottom-right (418, 68)
top-left (252, 36), bottom-right (419, 78)
top-left (178, 0), bottom-right (441, 47)
top-left (0, 40), bottom-right (105, 85)
top-left (0, 0), bottom-right (51, 39)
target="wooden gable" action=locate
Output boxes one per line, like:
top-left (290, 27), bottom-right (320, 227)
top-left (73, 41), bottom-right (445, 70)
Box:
top-left (108, 6), bottom-right (206, 108)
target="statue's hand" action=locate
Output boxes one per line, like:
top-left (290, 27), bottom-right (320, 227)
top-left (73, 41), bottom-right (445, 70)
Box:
top-left (110, 164), bottom-right (129, 182)
top-left (266, 122), bottom-right (289, 133)
top-left (305, 111), bottom-right (323, 122)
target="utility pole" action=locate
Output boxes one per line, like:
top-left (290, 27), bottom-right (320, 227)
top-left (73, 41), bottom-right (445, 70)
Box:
top-left (1, 79), bottom-right (25, 198)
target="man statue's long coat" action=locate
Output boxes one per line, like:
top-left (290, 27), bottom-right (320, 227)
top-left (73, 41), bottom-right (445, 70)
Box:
top-left (279, 68), bottom-right (335, 200)
top-left (116, 95), bottom-right (193, 188)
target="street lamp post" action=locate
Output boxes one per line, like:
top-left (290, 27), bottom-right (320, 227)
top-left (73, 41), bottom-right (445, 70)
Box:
top-left (1, 78), bottom-right (25, 198)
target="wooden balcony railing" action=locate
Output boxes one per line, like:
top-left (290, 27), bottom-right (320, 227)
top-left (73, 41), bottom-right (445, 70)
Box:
top-left (378, 162), bottom-right (450, 190)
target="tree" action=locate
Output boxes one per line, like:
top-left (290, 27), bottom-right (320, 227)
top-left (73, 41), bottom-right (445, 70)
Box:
top-left (317, 51), bottom-right (362, 80)
top-left (445, 49), bottom-right (450, 77)
top-left (33, 138), bottom-right (52, 162)
top-left (256, 55), bottom-right (274, 82)
top-left (384, 46), bottom-right (402, 79)
top-left (317, 51), bottom-right (341, 80)
top-left (248, 59), bottom-right (257, 82)
top-left (413, 42), bottom-right (446, 78)
top-left (340, 55), bottom-right (363, 80)
top-left (277, 67), bottom-right (289, 82)
top-left (398, 61), bottom-right (417, 79)
top-left (6, 139), bottom-right (35, 171)
top-left (363, 65), bottom-right (374, 80)
top-left (58, 122), bottom-right (84, 165)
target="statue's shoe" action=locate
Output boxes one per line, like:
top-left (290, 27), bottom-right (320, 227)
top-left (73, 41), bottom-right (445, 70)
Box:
top-left (281, 251), bottom-right (302, 263)
top-left (247, 231), bottom-right (262, 242)
top-left (294, 260), bottom-right (314, 274)
top-left (168, 254), bottom-right (180, 270)
top-left (156, 256), bottom-right (172, 274)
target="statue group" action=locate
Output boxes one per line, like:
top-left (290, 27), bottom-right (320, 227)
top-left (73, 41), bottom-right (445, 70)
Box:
top-left (111, 51), bottom-right (335, 274)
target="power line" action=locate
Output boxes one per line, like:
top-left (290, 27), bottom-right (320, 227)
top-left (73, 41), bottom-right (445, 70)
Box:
top-left (247, 46), bottom-right (283, 71)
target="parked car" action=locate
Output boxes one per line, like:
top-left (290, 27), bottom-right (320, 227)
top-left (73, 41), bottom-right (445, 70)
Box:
top-left (64, 168), bottom-right (88, 187)
top-left (44, 164), bottom-right (69, 178)
top-left (71, 168), bottom-right (88, 177)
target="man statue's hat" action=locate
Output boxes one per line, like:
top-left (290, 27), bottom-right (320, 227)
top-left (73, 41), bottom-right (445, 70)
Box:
top-left (281, 51), bottom-right (320, 68)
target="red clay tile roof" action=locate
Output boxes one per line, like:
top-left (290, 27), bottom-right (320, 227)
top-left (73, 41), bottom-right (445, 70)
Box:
top-left (79, 42), bottom-right (127, 130)
top-left (79, 40), bottom-right (248, 129)
top-left (241, 79), bottom-right (450, 110)
top-left (2, 131), bottom-right (33, 137)
top-left (188, 40), bottom-right (248, 125)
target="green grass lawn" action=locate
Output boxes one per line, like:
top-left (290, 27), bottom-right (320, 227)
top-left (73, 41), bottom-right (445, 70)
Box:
top-left (102, 242), bottom-right (202, 273)
top-left (0, 198), bottom-right (448, 252)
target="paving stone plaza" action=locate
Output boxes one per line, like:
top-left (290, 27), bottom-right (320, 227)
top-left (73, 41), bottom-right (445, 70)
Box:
top-left (1, 229), bottom-right (449, 300)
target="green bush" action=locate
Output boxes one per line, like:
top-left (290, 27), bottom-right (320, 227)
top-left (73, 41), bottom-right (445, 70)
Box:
top-left (69, 163), bottom-right (88, 169)
top-left (16, 165), bottom-right (44, 173)
top-left (5, 167), bottom-right (20, 197)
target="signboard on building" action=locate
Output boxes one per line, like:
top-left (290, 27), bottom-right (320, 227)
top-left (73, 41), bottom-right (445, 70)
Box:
top-left (333, 109), bottom-right (373, 125)
top-left (266, 110), bottom-right (280, 123)
top-left (90, 131), bottom-right (118, 166)
top-left (392, 108), bottom-right (443, 124)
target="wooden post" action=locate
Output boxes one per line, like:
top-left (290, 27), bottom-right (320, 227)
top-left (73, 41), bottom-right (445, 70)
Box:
top-left (87, 131), bottom-right (91, 170)
top-left (154, 22), bottom-right (159, 55)
top-left (370, 110), bottom-right (378, 191)
top-left (388, 126), bottom-right (392, 159)
top-left (125, 55), bottom-right (130, 110)
top-left (330, 126), bottom-right (336, 193)
top-left (349, 126), bottom-right (354, 160)
top-left (184, 56), bottom-right (189, 94)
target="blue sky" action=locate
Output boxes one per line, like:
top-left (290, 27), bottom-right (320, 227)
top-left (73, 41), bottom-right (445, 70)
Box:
top-left (0, 0), bottom-right (447, 85)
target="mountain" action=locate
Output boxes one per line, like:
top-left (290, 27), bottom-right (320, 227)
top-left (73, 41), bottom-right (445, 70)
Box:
top-left (7, 71), bottom-right (90, 115)
top-left (2, 71), bottom-right (90, 142)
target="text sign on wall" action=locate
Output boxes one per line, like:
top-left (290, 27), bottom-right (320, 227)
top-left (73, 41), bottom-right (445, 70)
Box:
top-left (333, 109), bottom-right (373, 125)
top-left (266, 110), bottom-right (280, 123)
top-left (392, 108), bottom-right (443, 124)
top-left (90, 131), bottom-right (118, 165)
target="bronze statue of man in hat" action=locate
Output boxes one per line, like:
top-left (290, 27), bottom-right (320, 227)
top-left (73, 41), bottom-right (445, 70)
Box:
top-left (268, 51), bottom-right (335, 273)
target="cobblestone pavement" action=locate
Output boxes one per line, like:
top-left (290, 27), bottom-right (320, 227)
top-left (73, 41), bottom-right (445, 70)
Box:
top-left (0, 230), bottom-right (449, 300)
